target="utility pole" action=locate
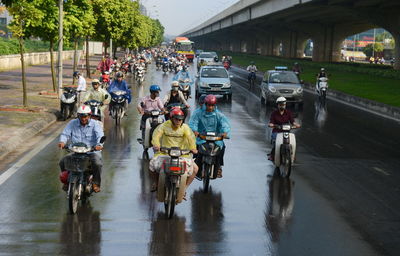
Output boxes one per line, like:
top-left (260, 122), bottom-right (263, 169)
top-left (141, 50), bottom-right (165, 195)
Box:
top-left (110, 38), bottom-right (113, 59)
top-left (57, 0), bottom-right (64, 98)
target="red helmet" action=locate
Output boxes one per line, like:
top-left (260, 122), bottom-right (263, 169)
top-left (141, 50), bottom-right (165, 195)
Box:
top-left (204, 95), bottom-right (217, 105)
top-left (170, 108), bottom-right (185, 120)
top-left (59, 171), bottom-right (69, 184)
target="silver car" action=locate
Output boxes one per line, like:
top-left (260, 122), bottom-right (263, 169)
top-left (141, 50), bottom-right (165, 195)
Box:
top-left (198, 52), bottom-right (218, 65)
top-left (260, 69), bottom-right (303, 106)
top-left (195, 65), bottom-right (233, 101)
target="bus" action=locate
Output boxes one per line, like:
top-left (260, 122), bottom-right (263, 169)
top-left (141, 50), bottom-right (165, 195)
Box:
top-left (174, 37), bottom-right (195, 62)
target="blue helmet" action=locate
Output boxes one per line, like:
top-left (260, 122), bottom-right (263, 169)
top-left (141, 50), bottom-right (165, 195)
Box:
top-left (150, 85), bottom-right (161, 92)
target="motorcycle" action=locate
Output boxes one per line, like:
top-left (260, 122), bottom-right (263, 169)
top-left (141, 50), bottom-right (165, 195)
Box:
top-left (179, 79), bottom-right (191, 100)
top-left (162, 61), bottom-right (169, 73)
top-left (316, 77), bottom-right (328, 101)
top-left (197, 132), bottom-right (227, 193)
top-left (63, 136), bottom-right (106, 214)
top-left (136, 66), bottom-right (145, 85)
top-left (248, 71), bottom-right (256, 89)
top-left (137, 110), bottom-right (164, 159)
top-left (156, 58), bottom-right (162, 70)
top-left (121, 62), bottom-right (130, 74)
top-left (84, 99), bottom-right (104, 130)
top-left (60, 87), bottom-right (77, 121)
top-left (109, 90), bottom-right (127, 125)
top-left (156, 147), bottom-right (191, 219)
top-left (272, 124), bottom-right (297, 178)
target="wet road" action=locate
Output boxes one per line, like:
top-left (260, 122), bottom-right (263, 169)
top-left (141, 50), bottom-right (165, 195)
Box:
top-left (0, 61), bottom-right (399, 255)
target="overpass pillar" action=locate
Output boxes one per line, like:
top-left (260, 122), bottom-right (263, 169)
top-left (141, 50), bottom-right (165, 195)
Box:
top-left (312, 26), bottom-right (342, 62)
top-left (393, 32), bottom-right (400, 70)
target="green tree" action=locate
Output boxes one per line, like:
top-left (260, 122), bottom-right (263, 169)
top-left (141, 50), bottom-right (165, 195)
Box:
top-left (64, 0), bottom-right (95, 80)
top-left (27, 0), bottom-right (59, 92)
top-left (4, 0), bottom-right (44, 107)
top-left (363, 43), bottom-right (384, 57)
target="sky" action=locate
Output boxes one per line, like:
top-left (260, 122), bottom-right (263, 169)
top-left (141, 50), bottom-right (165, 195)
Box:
top-left (141, 0), bottom-right (240, 37)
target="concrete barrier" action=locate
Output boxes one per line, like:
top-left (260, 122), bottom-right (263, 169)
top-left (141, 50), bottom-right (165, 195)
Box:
top-left (0, 50), bottom-right (80, 71)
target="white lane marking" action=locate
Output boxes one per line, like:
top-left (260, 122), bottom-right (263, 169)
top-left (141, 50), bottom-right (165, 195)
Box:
top-left (0, 126), bottom-right (63, 186)
top-left (372, 167), bottom-right (390, 176)
top-left (333, 143), bottom-right (343, 149)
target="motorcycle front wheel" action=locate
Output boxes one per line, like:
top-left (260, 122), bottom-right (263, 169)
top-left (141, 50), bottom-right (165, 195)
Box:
top-left (68, 182), bottom-right (80, 214)
top-left (202, 163), bottom-right (211, 193)
top-left (279, 151), bottom-right (292, 178)
top-left (62, 106), bottom-right (69, 121)
top-left (164, 182), bottom-right (177, 219)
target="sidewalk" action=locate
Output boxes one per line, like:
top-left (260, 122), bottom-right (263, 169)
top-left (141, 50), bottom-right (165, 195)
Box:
top-left (0, 54), bottom-right (102, 160)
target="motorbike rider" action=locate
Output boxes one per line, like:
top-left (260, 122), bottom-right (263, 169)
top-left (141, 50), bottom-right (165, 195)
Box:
top-left (137, 85), bottom-right (165, 138)
top-left (97, 54), bottom-right (113, 73)
top-left (83, 79), bottom-right (110, 125)
top-left (316, 68), bottom-right (328, 92)
top-left (292, 62), bottom-right (302, 77)
top-left (149, 108), bottom-right (199, 193)
top-left (189, 95), bottom-right (230, 178)
top-left (246, 61), bottom-right (258, 81)
top-left (58, 105), bottom-right (105, 193)
top-left (74, 71), bottom-right (87, 105)
top-left (267, 97), bottom-right (301, 161)
top-left (197, 59), bottom-right (206, 72)
top-left (108, 71), bottom-right (131, 114)
top-left (163, 81), bottom-right (190, 117)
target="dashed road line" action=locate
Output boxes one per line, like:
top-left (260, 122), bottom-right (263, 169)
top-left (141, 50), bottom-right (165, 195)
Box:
top-left (372, 167), bottom-right (390, 176)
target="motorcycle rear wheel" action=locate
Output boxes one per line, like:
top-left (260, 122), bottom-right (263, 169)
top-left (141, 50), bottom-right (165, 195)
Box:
top-left (164, 182), bottom-right (177, 219)
top-left (68, 182), bottom-right (80, 214)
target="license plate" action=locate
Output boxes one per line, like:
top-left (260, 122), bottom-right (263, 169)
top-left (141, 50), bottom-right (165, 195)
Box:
top-left (211, 87), bottom-right (220, 91)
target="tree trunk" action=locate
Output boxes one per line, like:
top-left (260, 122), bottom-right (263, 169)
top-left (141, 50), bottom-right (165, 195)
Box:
top-left (113, 44), bottom-right (117, 59)
top-left (86, 37), bottom-right (91, 78)
top-left (50, 39), bottom-right (56, 92)
top-left (72, 39), bottom-right (78, 84)
top-left (18, 37), bottom-right (27, 107)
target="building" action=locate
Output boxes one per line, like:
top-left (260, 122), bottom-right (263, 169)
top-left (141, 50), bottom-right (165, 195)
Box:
top-left (0, 4), bottom-right (12, 38)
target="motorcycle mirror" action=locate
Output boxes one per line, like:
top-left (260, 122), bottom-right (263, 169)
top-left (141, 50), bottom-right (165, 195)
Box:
top-left (229, 75), bottom-right (234, 79)
top-left (100, 136), bottom-right (106, 144)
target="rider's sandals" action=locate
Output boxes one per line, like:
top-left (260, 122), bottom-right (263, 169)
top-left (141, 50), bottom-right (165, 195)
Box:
top-left (92, 184), bottom-right (101, 193)
top-left (183, 192), bottom-right (187, 201)
top-left (217, 169), bottom-right (223, 178)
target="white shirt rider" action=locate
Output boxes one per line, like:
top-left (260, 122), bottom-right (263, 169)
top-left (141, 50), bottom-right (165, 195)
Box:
top-left (247, 65), bottom-right (258, 73)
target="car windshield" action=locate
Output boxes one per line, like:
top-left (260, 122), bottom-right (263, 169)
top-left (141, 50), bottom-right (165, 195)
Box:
top-left (268, 72), bottom-right (299, 84)
top-left (199, 53), bottom-right (214, 58)
top-left (201, 68), bottom-right (228, 78)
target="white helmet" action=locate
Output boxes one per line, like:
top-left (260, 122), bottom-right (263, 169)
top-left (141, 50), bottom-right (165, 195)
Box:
top-left (276, 97), bottom-right (287, 104)
top-left (171, 81), bottom-right (179, 87)
top-left (77, 105), bottom-right (92, 115)
top-left (321, 68), bottom-right (325, 71)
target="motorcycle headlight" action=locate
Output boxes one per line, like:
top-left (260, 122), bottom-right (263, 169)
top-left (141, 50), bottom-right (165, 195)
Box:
top-left (201, 82), bottom-right (209, 88)
top-left (71, 145), bottom-right (90, 153)
top-left (297, 87), bottom-right (303, 94)
top-left (169, 149), bottom-right (181, 157)
top-left (268, 86), bottom-right (276, 93)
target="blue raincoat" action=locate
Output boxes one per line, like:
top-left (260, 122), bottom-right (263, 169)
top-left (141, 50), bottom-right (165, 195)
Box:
top-left (189, 106), bottom-right (230, 147)
top-left (173, 70), bottom-right (192, 84)
top-left (108, 79), bottom-right (131, 103)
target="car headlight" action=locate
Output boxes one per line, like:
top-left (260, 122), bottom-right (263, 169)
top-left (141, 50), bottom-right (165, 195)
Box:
top-left (297, 87), bottom-right (303, 93)
top-left (222, 82), bottom-right (231, 88)
top-left (268, 86), bottom-right (276, 93)
top-left (200, 82), bottom-right (209, 88)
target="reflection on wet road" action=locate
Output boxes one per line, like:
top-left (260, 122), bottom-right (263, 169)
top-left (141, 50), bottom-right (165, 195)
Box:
top-left (1, 61), bottom-right (398, 255)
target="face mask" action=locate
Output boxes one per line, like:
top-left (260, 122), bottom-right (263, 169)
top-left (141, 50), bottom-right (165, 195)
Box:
top-left (278, 105), bottom-right (286, 111)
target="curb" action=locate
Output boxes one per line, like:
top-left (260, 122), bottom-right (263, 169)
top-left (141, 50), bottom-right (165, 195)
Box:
top-left (231, 64), bottom-right (400, 121)
top-left (0, 113), bottom-right (58, 161)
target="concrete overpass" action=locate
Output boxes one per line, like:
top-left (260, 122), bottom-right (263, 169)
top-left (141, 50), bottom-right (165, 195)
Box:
top-left (182, 0), bottom-right (400, 69)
